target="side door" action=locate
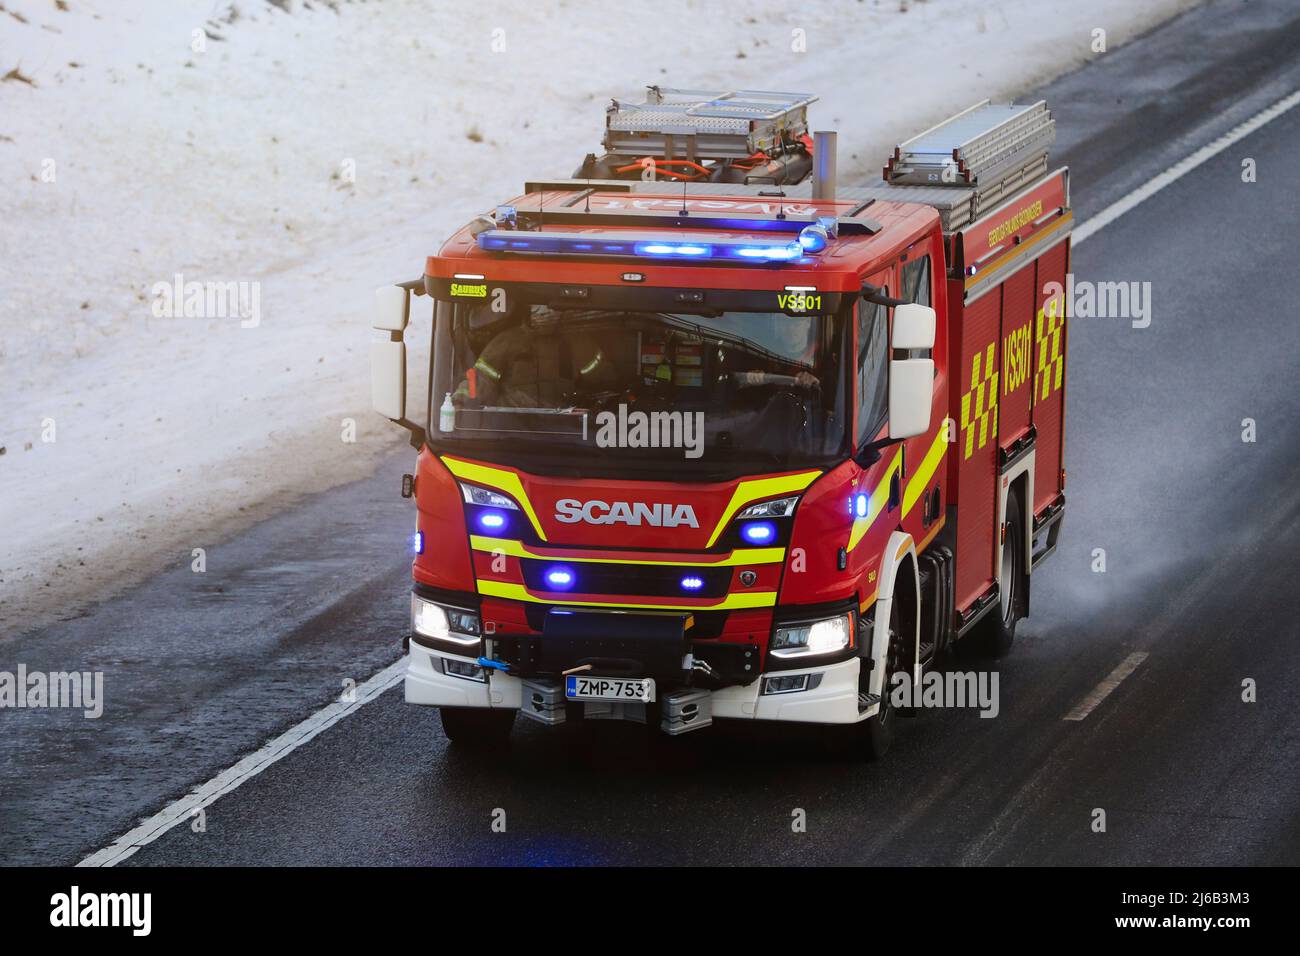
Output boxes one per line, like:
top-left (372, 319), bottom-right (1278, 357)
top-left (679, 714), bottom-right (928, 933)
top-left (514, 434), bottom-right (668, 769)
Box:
top-left (896, 250), bottom-right (946, 549)
top-left (845, 266), bottom-right (899, 606)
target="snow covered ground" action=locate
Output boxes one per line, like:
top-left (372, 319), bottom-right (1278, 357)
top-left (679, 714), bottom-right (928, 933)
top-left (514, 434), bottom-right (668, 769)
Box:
top-left (0, 0), bottom-right (1197, 635)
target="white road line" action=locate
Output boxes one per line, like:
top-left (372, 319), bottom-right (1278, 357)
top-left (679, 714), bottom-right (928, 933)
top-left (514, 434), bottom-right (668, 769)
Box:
top-left (78, 658), bottom-right (406, 867)
top-left (1063, 651), bottom-right (1149, 722)
top-left (1073, 88), bottom-right (1300, 246)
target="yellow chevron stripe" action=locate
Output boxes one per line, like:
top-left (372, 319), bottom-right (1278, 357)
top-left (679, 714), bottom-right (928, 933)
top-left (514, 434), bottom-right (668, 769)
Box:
top-left (441, 456), bottom-right (548, 542)
top-left (902, 425), bottom-right (949, 518)
top-left (470, 536), bottom-right (784, 567)
top-left (476, 579), bottom-right (777, 611)
top-left (847, 448), bottom-right (902, 553)
top-left (705, 470), bottom-right (822, 548)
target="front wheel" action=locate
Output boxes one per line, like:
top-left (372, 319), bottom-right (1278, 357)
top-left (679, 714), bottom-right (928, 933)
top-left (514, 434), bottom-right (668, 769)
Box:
top-left (440, 707), bottom-right (516, 747)
top-left (859, 597), bottom-right (905, 760)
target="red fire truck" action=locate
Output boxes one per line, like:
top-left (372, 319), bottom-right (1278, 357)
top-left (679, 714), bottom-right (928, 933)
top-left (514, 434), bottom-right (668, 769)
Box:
top-left (370, 88), bottom-right (1070, 757)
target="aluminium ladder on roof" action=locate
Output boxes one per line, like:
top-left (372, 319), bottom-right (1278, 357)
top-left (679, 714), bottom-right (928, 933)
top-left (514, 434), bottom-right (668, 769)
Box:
top-left (883, 99), bottom-right (1055, 198)
top-left (603, 86), bottom-right (818, 161)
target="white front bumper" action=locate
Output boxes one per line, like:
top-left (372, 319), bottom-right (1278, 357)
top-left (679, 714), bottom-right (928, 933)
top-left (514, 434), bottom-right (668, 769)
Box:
top-left (713, 657), bottom-right (867, 724)
top-left (405, 642), bottom-right (868, 724)
top-left (405, 641), bottom-right (521, 709)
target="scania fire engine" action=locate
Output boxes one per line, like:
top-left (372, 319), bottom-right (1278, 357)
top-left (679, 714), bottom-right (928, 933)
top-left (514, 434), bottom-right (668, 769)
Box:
top-left (370, 88), bottom-right (1071, 757)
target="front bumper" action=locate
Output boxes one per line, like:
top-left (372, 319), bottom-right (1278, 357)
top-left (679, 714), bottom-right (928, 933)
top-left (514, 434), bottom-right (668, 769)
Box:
top-left (405, 640), bottom-right (869, 725)
top-left (406, 641), bottom-right (520, 710)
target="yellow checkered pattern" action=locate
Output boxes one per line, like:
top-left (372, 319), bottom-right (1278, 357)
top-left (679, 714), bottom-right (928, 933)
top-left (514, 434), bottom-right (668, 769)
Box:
top-left (960, 341), bottom-right (999, 460)
top-left (1035, 297), bottom-right (1065, 402)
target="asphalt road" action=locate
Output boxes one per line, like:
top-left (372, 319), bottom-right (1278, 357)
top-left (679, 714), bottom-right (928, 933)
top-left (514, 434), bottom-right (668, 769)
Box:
top-left (2, 0), bottom-right (1298, 867)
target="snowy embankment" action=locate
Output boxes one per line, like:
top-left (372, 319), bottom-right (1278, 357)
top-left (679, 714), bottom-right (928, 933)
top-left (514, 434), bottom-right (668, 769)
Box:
top-left (0, 0), bottom-right (1196, 635)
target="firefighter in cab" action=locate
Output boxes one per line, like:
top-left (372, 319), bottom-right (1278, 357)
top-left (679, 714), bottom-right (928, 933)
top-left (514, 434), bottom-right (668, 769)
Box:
top-left (454, 303), bottom-right (615, 408)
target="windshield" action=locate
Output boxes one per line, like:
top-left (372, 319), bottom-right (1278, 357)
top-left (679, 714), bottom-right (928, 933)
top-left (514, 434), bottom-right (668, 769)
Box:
top-left (432, 298), bottom-right (850, 479)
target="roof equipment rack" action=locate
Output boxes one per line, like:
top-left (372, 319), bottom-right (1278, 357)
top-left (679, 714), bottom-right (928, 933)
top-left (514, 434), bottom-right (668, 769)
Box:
top-left (602, 86), bottom-right (817, 161)
top-left (883, 100), bottom-right (1055, 197)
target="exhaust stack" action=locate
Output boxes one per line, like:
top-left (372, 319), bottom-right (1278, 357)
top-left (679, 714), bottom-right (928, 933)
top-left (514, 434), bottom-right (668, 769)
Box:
top-left (812, 130), bottom-right (837, 201)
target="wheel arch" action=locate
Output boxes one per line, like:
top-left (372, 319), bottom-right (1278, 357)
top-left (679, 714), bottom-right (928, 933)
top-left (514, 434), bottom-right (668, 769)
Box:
top-left (997, 450), bottom-right (1035, 580)
top-left (866, 531), bottom-right (922, 697)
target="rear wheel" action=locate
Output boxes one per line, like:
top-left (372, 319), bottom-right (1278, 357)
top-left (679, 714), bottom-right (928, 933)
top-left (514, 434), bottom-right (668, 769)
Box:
top-left (973, 489), bottom-right (1026, 657)
top-left (440, 707), bottom-right (516, 746)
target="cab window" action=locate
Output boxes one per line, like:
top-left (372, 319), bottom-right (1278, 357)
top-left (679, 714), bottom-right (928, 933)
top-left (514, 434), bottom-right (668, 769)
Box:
top-left (901, 254), bottom-right (931, 307)
top-left (856, 297), bottom-right (889, 444)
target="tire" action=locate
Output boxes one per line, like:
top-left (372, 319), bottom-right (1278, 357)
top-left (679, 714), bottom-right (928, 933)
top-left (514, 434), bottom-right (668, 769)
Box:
top-left (859, 597), bottom-right (905, 760)
top-left (972, 489), bottom-right (1026, 658)
top-left (439, 706), bottom-right (516, 746)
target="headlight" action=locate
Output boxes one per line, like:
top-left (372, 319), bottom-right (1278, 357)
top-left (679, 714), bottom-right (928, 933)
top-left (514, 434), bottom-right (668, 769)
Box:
top-left (737, 495), bottom-right (800, 519)
top-left (411, 595), bottom-right (480, 646)
top-left (770, 612), bottom-right (853, 659)
top-left (459, 482), bottom-right (519, 510)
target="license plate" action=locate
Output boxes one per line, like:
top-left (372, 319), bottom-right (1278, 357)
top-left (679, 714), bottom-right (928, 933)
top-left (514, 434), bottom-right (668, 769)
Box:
top-left (565, 675), bottom-right (655, 703)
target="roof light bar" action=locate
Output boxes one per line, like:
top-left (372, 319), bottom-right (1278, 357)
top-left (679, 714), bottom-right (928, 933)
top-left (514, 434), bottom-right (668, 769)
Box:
top-left (475, 229), bottom-right (813, 263)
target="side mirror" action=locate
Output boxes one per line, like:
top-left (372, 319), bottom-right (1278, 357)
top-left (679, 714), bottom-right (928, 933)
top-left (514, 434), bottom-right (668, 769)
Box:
top-left (371, 339), bottom-right (406, 421)
top-left (370, 285), bottom-right (410, 422)
top-left (373, 284), bottom-right (410, 333)
top-left (892, 303), bottom-right (935, 350)
top-left (888, 303), bottom-right (936, 440)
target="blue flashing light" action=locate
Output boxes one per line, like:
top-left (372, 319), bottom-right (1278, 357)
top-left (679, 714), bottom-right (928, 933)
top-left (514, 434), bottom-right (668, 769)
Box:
top-left (636, 242), bottom-right (711, 257)
top-left (798, 223), bottom-right (829, 253)
top-left (477, 510), bottom-right (508, 532)
top-left (680, 575), bottom-right (705, 591)
top-left (412, 531), bottom-right (424, 554)
top-left (475, 230), bottom-right (809, 263)
top-left (545, 566), bottom-right (576, 590)
top-left (854, 493), bottom-right (868, 519)
top-left (734, 243), bottom-right (802, 260)
top-left (740, 521), bottom-right (777, 545)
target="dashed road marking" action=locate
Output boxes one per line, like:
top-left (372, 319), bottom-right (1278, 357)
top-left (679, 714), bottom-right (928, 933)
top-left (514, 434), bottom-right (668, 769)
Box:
top-left (1063, 651), bottom-right (1149, 721)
